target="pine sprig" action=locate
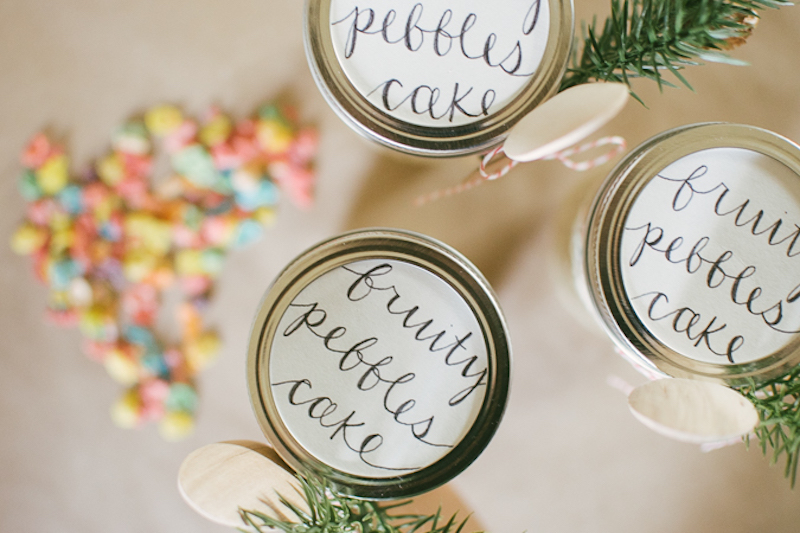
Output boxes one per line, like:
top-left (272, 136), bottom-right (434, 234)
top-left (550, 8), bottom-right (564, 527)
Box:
top-left (739, 367), bottom-right (800, 487)
top-left (560, 0), bottom-right (790, 101)
top-left (239, 476), bottom-right (479, 533)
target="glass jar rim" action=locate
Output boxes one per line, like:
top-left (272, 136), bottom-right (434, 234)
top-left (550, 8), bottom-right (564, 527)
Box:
top-left (247, 228), bottom-right (511, 499)
top-left (304, 0), bottom-right (574, 157)
top-left (583, 123), bottom-right (800, 386)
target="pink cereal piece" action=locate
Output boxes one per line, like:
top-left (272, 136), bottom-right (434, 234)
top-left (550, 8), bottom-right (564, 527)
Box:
top-left (46, 308), bottom-right (79, 326)
top-left (27, 198), bottom-right (59, 226)
top-left (163, 348), bottom-right (185, 370)
top-left (122, 283), bottom-right (159, 326)
top-left (231, 135), bottom-right (260, 163)
top-left (200, 216), bottom-right (230, 245)
top-left (172, 224), bottom-right (202, 248)
top-left (21, 133), bottom-right (54, 168)
top-left (210, 143), bottom-right (242, 170)
top-left (82, 182), bottom-right (112, 211)
top-left (180, 275), bottom-right (212, 296)
top-left (122, 152), bottom-right (153, 179)
top-left (140, 378), bottom-right (170, 404)
top-left (271, 163), bottom-right (314, 209)
top-left (235, 118), bottom-right (256, 137)
top-left (139, 398), bottom-right (166, 422)
top-left (32, 249), bottom-right (51, 282)
top-left (83, 340), bottom-right (116, 362)
top-left (164, 120), bottom-right (198, 153)
top-left (116, 176), bottom-right (150, 207)
top-left (289, 128), bottom-right (319, 164)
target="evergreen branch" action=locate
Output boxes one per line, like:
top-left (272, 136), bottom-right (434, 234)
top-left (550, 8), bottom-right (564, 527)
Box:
top-left (239, 476), bottom-right (480, 533)
top-left (739, 366), bottom-right (800, 487)
top-left (560, 0), bottom-right (790, 100)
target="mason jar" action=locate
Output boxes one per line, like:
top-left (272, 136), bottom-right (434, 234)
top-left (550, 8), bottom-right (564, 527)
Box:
top-left (247, 228), bottom-right (511, 499)
top-left (572, 123), bottom-right (800, 386)
top-left (304, 0), bottom-right (574, 157)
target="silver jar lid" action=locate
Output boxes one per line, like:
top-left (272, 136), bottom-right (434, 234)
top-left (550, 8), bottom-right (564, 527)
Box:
top-left (583, 123), bottom-right (800, 386)
top-left (304, 0), bottom-right (574, 157)
top-left (247, 229), bottom-right (510, 499)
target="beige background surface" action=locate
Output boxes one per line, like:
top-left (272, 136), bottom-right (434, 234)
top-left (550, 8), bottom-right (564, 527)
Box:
top-left (2, 1), bottom-right (800, 532)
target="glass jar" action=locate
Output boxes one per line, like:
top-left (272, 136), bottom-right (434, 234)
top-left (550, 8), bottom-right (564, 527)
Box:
top-left (574, 123), bottom-right (800, 385)
top-left (247, 229), bottom-right (511, 499)
top-left (304, 0), bottom-right (574, 157)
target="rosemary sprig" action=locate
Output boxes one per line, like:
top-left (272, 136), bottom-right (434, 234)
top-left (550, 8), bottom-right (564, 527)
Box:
top-left (740, 367), bottom-right (800, 487)
top-left (560, 0), bottom-right (791, 101)
top-left (240, 476), bottom-right (479, 533)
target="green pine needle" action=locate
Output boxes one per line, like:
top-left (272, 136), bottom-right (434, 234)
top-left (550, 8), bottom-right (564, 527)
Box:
top-left (560, 0), bottom-right (791, 102)
top-left (239, 476), bottom-right (480, 533)
top-left (739, 367), bottom-right (800, 487)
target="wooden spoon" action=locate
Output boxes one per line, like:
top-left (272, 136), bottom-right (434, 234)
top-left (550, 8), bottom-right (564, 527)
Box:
top-left (503, 82), bottom-right (629, 162)
top-left (178, 440), bottom-right (308, 528)
top-left (628, 378), bottom-right (758, 444)
top-left (179, 440), bottom-right (483, 530)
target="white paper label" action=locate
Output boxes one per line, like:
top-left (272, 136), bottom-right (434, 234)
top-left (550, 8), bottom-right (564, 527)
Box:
top-left (621, 148), bottom-right (800, 365)
top-left (329, 0), bottom-right (550, 128)
top-left (269, 259), bottom-right (489, 478)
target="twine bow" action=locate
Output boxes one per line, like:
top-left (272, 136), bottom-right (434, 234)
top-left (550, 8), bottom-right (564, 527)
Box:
top-left (414, 135), bottom-right (627, 206)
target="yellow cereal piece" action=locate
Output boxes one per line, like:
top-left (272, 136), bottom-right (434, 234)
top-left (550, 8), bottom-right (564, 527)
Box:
top-left (111, 390), bottom-right (142, 429)
top-left (144, 105), bottom-right (184, 136)
top-left (123, 249), bottom-right (159, 283)
top-left (92, 194), bottom-right (121, 223)
top-left (185, 332), bottom-right (220, 372)
top-left (174, 249), bottom-right (204, 276)
top-left (124, 213), bottom-right (172, 256)
top-left (253, 206), bottom-right (277, 227)
top-left (10, 223), bottom-right (48, 255)
top-left (96, 153), bottom-right (125, 186)
top-left (104, 348), bottom-right (140, 386)
top-left (199, 114), bottom-right (233, 146)
top-left (158, 410), bottom-right (194, 441)
top-left (145, 264), bottom-right (175, 289)
top-left (256, 120), bottom-right (293, 153)
top-left (49, 227), bottom-right (75, 255)
top-left (49, 289), bottom-right (71, 309)
top-left (36, 154), bottom-right (69, 195)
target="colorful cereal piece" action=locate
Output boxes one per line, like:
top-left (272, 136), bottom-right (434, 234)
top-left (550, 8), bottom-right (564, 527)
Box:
top-left (10, 223), bottom-right (48, 255)
top-left (200, 110), bottom-right (233, 147)
top-left (111, 389), bottom-right (144, 429)
top-left (21, 133), bottom-right (54, 168)
top-left (36, 153), bottom-right (70, 195)
top-left (145, 105), bottom-right (184, 136)
top-left (104, 346), bottom-right (141, 386)
top-left (19, 169), bottom-right (42, 201)
top-left (159, 409), bottom-right (195, 441)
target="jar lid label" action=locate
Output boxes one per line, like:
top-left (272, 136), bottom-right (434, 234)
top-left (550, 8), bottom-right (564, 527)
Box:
top-left (248, 229), bottom-right (510, 498)
top-left (329, 0), bottom-right (551, 128)
top-left (621, 147), bottom-right (800, 365)
top-left (269, 258), bottom-right (488, 477)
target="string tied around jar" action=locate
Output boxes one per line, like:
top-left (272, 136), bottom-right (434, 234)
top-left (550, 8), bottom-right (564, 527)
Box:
top-left (414, 82), bottom-right (631, 206)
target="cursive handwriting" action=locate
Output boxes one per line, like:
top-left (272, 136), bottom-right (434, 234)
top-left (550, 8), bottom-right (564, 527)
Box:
top-left (633, 291), bottom-right (744, 363)
top-left (368, 78), bottom-right (495, 123)
top-left (283, 301), bottom-right (452, 447)
top-left (658, 166), bottom-right (800, 258)
top-left (344, 263), bottom-right (488, 406)
top-left (333, 2), bottom-right (542, 76)
top-left (623, 159), bottom-right (800, 363)
top-left (626, 222), bottom-right (800, 339)
top-left (272, 378), bottom-right (420, 471)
